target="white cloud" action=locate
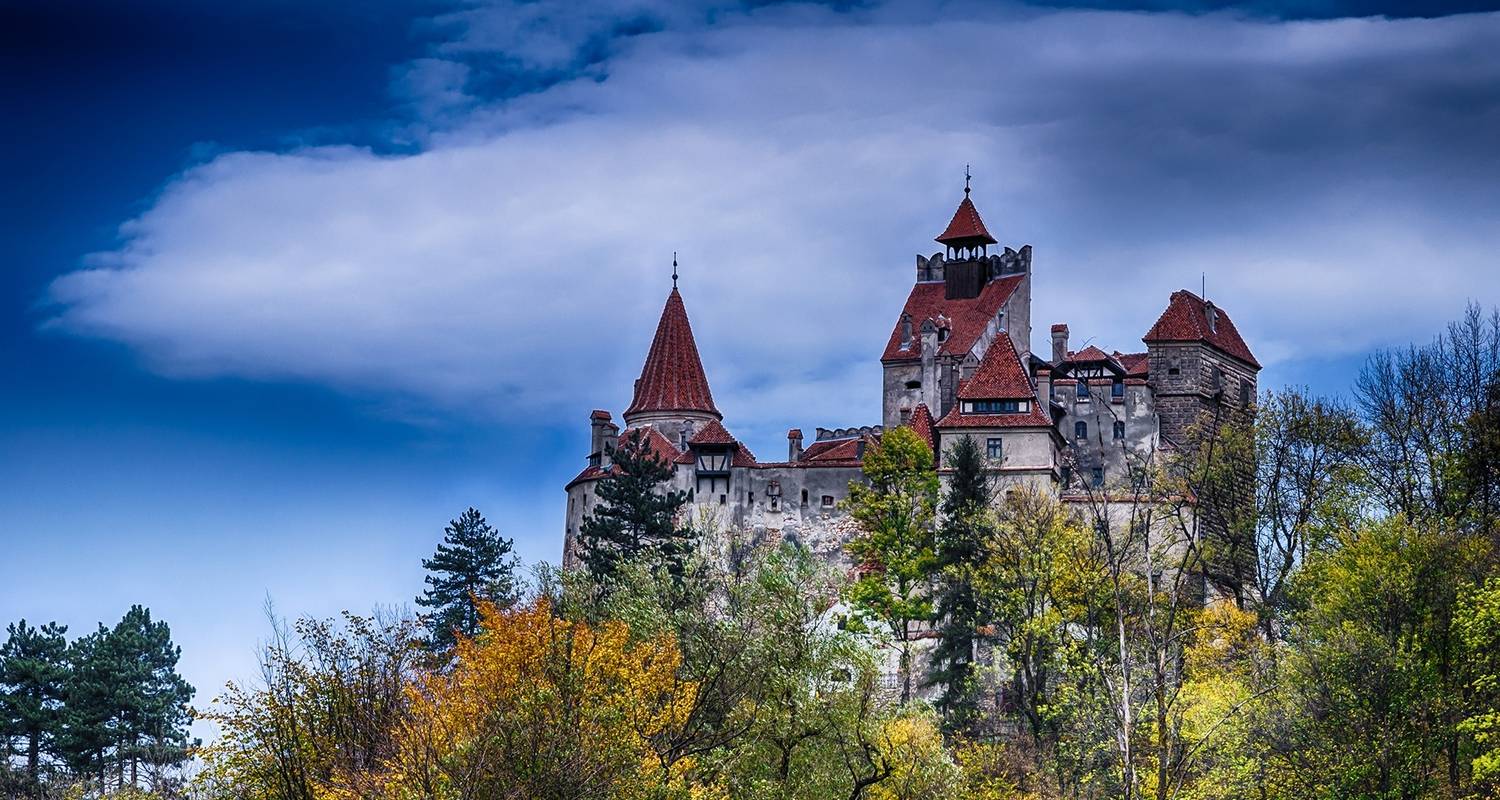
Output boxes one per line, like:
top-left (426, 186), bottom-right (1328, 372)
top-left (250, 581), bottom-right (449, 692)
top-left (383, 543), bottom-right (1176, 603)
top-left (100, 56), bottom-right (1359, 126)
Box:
top-left (46, 3), bottom-right (1500, 438)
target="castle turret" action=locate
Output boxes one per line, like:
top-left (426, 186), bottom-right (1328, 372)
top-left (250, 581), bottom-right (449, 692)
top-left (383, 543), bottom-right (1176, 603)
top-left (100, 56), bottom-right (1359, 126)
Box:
top-left (623, 285), bottom-right (722, 439)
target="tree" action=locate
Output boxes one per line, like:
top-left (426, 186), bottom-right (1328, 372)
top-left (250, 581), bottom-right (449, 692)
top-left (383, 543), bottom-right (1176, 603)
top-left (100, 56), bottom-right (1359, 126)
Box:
top-left (929, 434), bottom-right (993, 732)
top-left (196, 609), bottom-right (423, 800)
top-left (579, 427), bottom-right (695, 584)
top-left (844, 426), bottom-right (940, 705)
top-left (417, 507), bottom-right (520, 650)
top-left (1246, 389), bottom-right (1365, 639)
top-left (349, 598), bottom-right (698, 800)
top-left (108, 605), bottom-right (195, 789)
top-left (0, 620), bottom-right (69, 786)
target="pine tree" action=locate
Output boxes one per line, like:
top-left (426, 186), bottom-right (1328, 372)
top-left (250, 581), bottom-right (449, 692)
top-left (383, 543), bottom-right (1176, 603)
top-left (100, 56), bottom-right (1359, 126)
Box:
top-left (578, 427), bottom-right (695, 584)
top-left (0, 620), bottom-right (69, 784)
top-left (57, 626), bottom-right (118, 789)
top-left (418, 507), bottom-right (520, 650)
top-left (108, 606), bottom-right (194, 788)
top-left (929, 435), bottom-right (993, 732)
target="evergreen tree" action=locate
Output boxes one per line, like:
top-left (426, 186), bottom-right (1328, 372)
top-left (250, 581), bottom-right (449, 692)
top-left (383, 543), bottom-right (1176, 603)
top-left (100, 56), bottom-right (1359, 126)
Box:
top-left (108, 606), bottom-right (195, 788)
top-left (0, 620), bottom-right (69, 784)
top-left (929, 435), bottom-right (993, 732)
top-left (56, 626), bottom-right (118, 788)
top-left (418, 507), bottom-right (520, 650)
top-left (578, 427), bottom-right (695, 583)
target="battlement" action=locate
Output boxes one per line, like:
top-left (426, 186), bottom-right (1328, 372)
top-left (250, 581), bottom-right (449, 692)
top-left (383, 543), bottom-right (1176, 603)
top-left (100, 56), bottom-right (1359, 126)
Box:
top-left (916, 246), bottom-right (1031, 284)
top-left (814, 425), bottom-right (883, 442)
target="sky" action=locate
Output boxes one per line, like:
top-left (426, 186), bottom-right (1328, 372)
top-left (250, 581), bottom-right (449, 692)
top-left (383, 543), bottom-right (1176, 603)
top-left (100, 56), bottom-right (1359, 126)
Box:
top-left (3, 0), bottom-right (1499, 740)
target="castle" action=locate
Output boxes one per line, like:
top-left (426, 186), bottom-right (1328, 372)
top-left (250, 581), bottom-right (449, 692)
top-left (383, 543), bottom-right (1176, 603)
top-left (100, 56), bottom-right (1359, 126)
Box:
top-left (562, 180), bottom-right (1259, 570)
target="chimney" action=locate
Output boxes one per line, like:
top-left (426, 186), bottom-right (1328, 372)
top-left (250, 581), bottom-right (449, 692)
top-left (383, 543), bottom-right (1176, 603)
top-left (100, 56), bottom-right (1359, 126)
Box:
top-left (600, 422), bottom-right (620, 469)
top-left (589, 410), bottom-right (612, 466)
top-left (787, 428), bottom-right (804, 462)
top-left (1050, 324), bottom-right (1069, 364)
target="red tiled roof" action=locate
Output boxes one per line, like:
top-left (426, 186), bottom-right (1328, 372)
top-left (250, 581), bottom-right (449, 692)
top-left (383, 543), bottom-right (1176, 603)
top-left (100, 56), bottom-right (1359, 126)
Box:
top-left (1050, 323), bottom-right (1069, 333)
top-left (907, 403), bottom-right (935, 452)
top-left (958, 336), bottom-right (1034, 400)
top-left (935, 196), bottom-right (997, 245)
top-left (565, 464), bottom-right (610, 489)
top-left (682, 419), bottom-right (758, 466)
top-left (618, 425), bottom-right (682, 463)
top-left (788, 428), bottom-right (803, 440)
top-left (1143, 290), bottom-right (1260, 369)
top-left (624, 289), bottom-right (722, 418)
top-left (688, 418), bottom-right (736, 445)
top-left (934, 405), bottom-right (1054, 429)
top-left (1114, 351), bottom-right (1149, 377)
top-left (568, 427), bottom-right (684, 489)
top-left (881, 274), bottom-right (1024, 363)
top-left (1066, 345), bottom-right (1113, 363)
top-left (797, 434), bottom-right (877, 466)
top-left (590, 409), bottom-right (612, 421)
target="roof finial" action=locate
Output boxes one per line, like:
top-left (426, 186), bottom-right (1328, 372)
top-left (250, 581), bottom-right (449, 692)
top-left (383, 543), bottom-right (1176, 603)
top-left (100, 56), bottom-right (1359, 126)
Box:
top-left (672, 252), bottom-right (679, 290)
top-left (964, 164), bottom-right (972, 196)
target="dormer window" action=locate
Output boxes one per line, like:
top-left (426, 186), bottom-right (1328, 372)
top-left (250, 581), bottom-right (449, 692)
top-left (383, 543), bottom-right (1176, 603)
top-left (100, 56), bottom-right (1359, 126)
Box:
top-left (900, 316), bottom-right (913, 349)
top-left (966, 399), bottom-right (1027, 414)
top-left (937, 328), bottom-right (949, 343)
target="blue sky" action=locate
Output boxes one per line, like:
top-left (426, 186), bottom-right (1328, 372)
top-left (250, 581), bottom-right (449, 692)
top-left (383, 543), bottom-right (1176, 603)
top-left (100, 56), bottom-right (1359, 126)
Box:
top-left (4, 0), bottom-right (1500, 737)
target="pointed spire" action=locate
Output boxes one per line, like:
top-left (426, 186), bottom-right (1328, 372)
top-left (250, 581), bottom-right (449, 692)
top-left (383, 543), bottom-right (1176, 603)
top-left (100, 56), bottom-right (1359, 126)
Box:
top-left (623, 287), bottom-right (721, 421)
top-left (936, 171), bottom-right (996, 246)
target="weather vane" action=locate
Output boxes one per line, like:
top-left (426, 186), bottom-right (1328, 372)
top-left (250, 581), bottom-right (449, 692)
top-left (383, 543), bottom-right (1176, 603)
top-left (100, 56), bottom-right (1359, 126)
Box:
top-left (965, 164), bottom-right (972, 195)
top-left (672, 252), bottom-right (679, 289)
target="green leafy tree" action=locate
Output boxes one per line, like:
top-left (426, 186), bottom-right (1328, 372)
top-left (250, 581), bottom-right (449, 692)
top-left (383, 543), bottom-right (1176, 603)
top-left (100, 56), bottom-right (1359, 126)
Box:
top-left (579, 427), bottom-right (695, 584)
top-left (417, 507), bottom-right (520, 650)
top-left (844, 426), bottom-right (940, 705)
top-left (1458, 576), bottom-right (1500, 792)
top-left (929, 434), bottom-right (992, 732)
top-left (0, 620), bottom-right (69, 785)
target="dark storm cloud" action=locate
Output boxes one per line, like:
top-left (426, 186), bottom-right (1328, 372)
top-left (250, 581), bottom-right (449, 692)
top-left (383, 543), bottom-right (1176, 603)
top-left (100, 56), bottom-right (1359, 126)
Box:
top-left (41, 1), bottom-right (1500, 442)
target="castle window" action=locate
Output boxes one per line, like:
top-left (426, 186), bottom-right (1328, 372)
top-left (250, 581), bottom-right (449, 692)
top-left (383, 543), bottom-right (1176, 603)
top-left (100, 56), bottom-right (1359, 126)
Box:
top-left (1241, 380), bottom-right (1252, 407)
top-left (1061, 466), bottom-right (1072, 487)
top-left (1092, 467), bottom-right (1104, 487)
top-left (905, 380), bottom-right (922, 390)
top-left (720, 494), bottom-right (727, 505)
top-left (986, 437), bottom-right (1003, 460)
top-left (1076, 381), bottom-right (1089, 399)
top-left (937, 328), bottom-right (949, 343)
top-left (1075, 421), bottom-right (1088, 441)
top-left (1168, 366), bottom-right (1180, 376)
top-left (900, 408), bottom-right (911, 424)
top-left (1113, 421), bottom-right (1126, 440)
top-left (821, 494), bottom-right (835, 508)
top-left (1111, 379), bottom-right (1124, 399)
top-left (770, 497), bottom-right (780, 512)
top-left (972, 399), bottom-right (1024, 413)
top-left (801, 489), bottom-right (809, 506)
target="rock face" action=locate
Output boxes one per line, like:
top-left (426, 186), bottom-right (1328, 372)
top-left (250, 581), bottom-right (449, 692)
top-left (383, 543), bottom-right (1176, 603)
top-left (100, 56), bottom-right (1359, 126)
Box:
top-left (562, 183), bottom-right (1260, 685)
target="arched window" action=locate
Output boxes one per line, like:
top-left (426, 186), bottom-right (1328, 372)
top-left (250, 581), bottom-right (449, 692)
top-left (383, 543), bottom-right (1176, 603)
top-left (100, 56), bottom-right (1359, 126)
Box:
top-left (1075, 421), bottom-right (1088, 441)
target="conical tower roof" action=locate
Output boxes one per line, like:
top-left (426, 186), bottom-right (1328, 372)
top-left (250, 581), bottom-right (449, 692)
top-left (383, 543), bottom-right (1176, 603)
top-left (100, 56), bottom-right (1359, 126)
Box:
top-left (936, 195), bottom-right (997, 246)
top-left (624, 288), bottom-right (721, 420)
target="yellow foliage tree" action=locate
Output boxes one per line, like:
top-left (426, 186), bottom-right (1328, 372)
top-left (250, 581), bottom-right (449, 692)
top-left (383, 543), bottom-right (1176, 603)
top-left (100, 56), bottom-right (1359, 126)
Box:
top-left (334, 597), bottom-right (704, 800)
